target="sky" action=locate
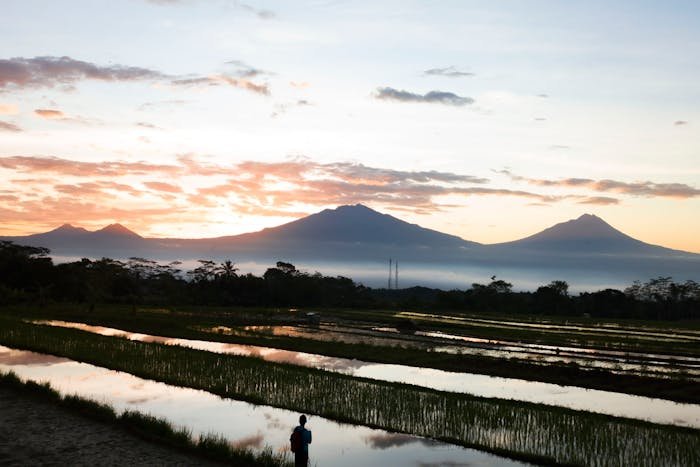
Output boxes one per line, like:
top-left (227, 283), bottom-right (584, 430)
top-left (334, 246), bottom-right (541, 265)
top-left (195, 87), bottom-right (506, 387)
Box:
top-left (1, 0), bottom-right (699, 252)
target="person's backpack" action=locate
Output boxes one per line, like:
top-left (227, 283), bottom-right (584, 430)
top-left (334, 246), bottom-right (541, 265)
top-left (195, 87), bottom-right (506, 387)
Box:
top-left (290, 429), bottom-right (302, 453)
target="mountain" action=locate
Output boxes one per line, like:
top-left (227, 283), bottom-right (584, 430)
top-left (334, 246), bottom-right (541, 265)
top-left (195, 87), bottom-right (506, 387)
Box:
top-left (495, 214), bottom-right (676, 255)
top-left (2, 206), bottom-right (698, 287)
top-left (187, 204), bottom-right (479, 262)
top-left (93, 223), bottom-right (142, 239)
top-left (48, 223), bottom-right (91, 235)
top-left (232, 204), bottom-right (476, 247)
top-left (5, 222), bottom-right (147, 257)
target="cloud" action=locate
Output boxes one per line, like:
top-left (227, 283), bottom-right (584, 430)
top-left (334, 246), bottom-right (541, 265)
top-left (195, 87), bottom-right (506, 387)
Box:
top-left (225, 60), bottom-right (272, 78)
top-left (0, 155), bottom-right (180, 177)
top-left (499, 169), bottom-right (700, 199)
top-left (374, 87), bottom-right (474, 106)
top-left (0, 120), bottom-right (21, 132)
top-left (171, 74), bottom-right (269, 95)
top-left (423, 66), bottom-right (474, 78)
top-left (271, 99), bottom-right (312, 117)
top-left (34, 108), bottom-right (65, 119)
top-left (577, 196), bottom-right (620, 205)
top-left (0, 103), bottom-right (18, 115)
top-left (54, 181), bottom-right (143, 197)
top-left (34, 108), bottom-right (96, 125)
top-left (135, 121), bottom-right (162, 130)
top-left (145, 0), bottom-right (275, 19)
top-left (1, 155), bottom-right (585, 233)
top-left (1, 56), bottom-right (269, 96)
top-left (144, 181), bottom-right (183, 193)
top-left (0, 56), bottom-right (166, 90)
top-left (674, 120), bottom-right (688, 126)
top-left (138, 99), bottom-right (188, 111)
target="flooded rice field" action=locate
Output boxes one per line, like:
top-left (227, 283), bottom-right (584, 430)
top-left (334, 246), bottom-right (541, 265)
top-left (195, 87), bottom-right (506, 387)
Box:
top-left (0, 345), bottom-right (525, 466)
top-left (232, 321), bottom-right (700, 380)
top-left (34, 320), bottom-right (700, 428)
top-left (397, 312), bottom-right (700, 344)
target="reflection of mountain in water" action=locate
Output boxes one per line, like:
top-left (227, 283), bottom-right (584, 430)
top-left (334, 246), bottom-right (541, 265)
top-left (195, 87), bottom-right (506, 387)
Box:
top-left (3, 204), bottom-right (699, 288)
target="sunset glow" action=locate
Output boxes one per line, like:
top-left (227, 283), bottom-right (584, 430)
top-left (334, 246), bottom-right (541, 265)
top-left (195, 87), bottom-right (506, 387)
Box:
top-left (1, 1), bottom-right (699, 251)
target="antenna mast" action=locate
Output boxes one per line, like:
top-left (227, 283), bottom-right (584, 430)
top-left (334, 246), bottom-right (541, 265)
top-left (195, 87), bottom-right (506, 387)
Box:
top-left (388, 259), bottom-right (392, 289)
top-left (395, 260), bottom-right (398, 289)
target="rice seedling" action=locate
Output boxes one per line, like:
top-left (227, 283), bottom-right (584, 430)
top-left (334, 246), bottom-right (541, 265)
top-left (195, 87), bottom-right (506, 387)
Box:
top-left (1, 319), bottom-right (698, 466)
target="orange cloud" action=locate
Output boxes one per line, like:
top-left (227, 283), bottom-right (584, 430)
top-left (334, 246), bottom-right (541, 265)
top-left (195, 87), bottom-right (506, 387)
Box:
top-left (144, 181), bottom-right (182, 193)
top-left (34, 108), bottom-right (65, 119)
top-left (0, 155), bottom-right (180, 177)
top-left (0, 103), bottom-right (18, 115)
top-left (1, 154), bottom-right (646, 236)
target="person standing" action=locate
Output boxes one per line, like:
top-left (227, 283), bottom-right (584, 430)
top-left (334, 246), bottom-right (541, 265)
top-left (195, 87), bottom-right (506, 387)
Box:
top-left (290, 414), bottom-right (312, 467)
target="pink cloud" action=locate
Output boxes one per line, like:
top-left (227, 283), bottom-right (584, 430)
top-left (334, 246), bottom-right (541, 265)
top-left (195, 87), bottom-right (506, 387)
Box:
top-left (0, 120), bottom-right (21, 132)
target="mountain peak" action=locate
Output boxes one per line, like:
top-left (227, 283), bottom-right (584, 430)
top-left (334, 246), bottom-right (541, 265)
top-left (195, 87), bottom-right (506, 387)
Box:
top-left (522, 214), bottom-right (624, 242)
top-left (95, 223), bottom-right (141, 237)
top-left (48, 223), bottom-right (89, 234)
top-left (255, 204), bottom-right (475, 247)
top-left (495, 212), bottom-right (665, 254)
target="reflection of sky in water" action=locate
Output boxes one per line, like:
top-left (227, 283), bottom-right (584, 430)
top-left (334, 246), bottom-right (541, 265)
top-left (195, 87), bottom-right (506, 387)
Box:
top-left (29, 321), bottom-right (700, 428)
top-left (0, 345), bottom-right (522, 467)
top-left (399, 311), bottom-right (700, 344)
top-left (240, 323), bottom-right (699, 376)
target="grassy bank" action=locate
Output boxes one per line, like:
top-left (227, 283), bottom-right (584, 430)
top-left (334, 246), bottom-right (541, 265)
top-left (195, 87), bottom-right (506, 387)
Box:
top-left (2, 304), bottom-right (697, 403)
top-left (1, 318), bottom-right (698, 467)
top-left (0, 371), bottom-right (291, 467)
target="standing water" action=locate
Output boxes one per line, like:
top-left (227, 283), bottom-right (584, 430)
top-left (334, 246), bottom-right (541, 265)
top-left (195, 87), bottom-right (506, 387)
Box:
top-left (0, 345), bottom-right (525, 467)
top-left (32, 320), bottom-right (700, 429)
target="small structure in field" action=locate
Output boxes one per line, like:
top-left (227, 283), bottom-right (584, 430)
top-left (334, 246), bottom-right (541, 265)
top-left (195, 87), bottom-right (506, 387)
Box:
top-left (305, 312), bottom-right (321, 325)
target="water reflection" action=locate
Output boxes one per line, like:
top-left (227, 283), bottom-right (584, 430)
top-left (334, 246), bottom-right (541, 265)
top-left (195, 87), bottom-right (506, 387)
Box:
top-left (364, 433), bottom-right (441, 449)
top-left (0, 345), bottom-right (522, 467)
top-left (235, 322), bottom-right (700, 378)
top-left (31, 320), bottom-right (700, 428)
top-left (0, 348), bottom-right (70, 366)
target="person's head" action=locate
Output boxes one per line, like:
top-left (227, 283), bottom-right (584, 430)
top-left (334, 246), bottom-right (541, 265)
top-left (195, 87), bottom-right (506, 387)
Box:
top-left (299, 414), bottom-right (307, 426)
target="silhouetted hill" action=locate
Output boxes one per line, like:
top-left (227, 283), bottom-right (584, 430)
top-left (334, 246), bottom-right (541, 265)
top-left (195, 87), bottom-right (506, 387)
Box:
top-left (94, 223), bottom-right (142, 238)
top-left (231, 204), bottom-right (476, 247)
top-left (494, 214), bottom-right (677, 255)
top-left (6, 222), bottom-right (147, 257)
top-left (1, 206), bottom-right (698, 287)
top-left (192, 204), bottom-right (479, 261)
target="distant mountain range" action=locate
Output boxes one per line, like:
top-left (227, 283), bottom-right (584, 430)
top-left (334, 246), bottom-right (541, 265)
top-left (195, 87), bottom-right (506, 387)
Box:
top-left (3, 204), bottom-right (698, 286)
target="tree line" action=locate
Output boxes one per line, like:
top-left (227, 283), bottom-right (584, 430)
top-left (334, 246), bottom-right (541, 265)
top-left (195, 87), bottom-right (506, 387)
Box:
top-left (1, 241), bottom-right (698, 320)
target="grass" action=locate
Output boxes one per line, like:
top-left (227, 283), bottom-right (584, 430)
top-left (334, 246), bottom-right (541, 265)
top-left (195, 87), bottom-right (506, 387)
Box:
top-left (2, 304), bottom-right (697, 403)
top-left (1, 318), bottom-right (698, 467)
top-left (0, 371), bottom-right (292, 467)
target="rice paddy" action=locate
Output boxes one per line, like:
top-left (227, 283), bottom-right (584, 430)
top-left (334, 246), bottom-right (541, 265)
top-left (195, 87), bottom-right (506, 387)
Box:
top-left (1, 318), bottom-right (698, 466)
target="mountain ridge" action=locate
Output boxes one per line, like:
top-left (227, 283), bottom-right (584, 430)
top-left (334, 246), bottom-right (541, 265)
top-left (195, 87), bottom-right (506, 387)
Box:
top-left (1, 204), bottom-right (697, 258)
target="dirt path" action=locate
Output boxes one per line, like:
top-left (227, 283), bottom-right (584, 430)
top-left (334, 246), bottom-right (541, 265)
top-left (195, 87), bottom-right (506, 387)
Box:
top-left (0, 386), bottom-right (222, 466)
